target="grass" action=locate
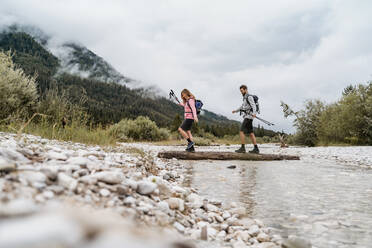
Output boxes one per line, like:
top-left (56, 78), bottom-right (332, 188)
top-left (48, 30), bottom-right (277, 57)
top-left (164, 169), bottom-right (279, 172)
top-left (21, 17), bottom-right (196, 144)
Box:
top-left (0, 122), bottom-right (118, 146)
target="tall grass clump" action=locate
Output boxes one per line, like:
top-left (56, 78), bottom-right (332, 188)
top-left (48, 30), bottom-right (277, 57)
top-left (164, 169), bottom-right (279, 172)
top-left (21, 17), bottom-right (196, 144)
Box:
top-left (109, 116), bottom-right (170, 141)
top-left (0, 51), bottom-right (38, 121)
top-left (37, 85), bottom-right (89, 127)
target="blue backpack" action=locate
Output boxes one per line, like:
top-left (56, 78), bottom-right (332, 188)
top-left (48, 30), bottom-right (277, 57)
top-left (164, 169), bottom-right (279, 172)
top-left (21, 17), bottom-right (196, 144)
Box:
top-left (187, 99), bottom-right (204, 115)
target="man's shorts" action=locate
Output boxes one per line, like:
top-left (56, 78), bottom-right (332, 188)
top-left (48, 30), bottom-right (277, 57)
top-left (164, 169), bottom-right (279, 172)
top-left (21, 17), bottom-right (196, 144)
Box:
top-left (240, 118), bottom-right (253, 134)
top-left (180, 119), bottom-right (194, 131)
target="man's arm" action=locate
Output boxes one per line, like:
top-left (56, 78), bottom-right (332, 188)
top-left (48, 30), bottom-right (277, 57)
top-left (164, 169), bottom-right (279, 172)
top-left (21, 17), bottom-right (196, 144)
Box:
top-left (232, 100), bottom-right (245, 113)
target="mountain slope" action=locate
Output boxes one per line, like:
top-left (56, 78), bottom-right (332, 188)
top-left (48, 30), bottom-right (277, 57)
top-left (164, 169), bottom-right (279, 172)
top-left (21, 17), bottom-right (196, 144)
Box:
top-left (0, 31), bottom-right (59, 91)
top-left (0, 29), bottom-right (247, 137)
top-left (57, 42), bottom-right (132, 85)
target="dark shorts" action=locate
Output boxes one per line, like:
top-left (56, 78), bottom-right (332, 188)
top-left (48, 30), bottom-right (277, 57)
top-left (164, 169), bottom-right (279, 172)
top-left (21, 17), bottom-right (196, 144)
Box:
top-left (240, 118), bottom-right (253, 134)
top-left (180, 119), bottom-right (194, 131)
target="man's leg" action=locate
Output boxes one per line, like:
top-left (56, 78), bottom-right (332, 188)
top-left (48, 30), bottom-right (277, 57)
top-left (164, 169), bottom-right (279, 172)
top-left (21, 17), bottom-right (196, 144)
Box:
top-left (249, 132), bottom-right (257, 145)
top-left (235, 131), bottom-right (246, 153)
top-left (249, 132), bottom-right (260, 154)
top-left (240, 131), bottom-right (246, 145)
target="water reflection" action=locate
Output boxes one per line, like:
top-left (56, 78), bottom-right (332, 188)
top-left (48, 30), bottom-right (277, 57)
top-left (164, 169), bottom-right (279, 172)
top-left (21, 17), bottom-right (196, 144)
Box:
top-left (238, 165), bottom-right (257, 216)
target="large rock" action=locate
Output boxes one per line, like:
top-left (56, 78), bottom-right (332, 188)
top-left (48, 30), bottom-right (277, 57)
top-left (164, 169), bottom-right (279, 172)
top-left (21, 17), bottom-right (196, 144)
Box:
top-left (0, 212), bottom-right (84, 247)
top-left (0, 159), bottom-right (16, 172)
top-left (166, 198), bottom-right (184, 211)
top-left (58, 173), bottom-right (78, 191)
top-left (19, 171), bottom-right (47, 188)
top-left (157, 201), bottom-right (170, 212)
top-left (99, 189), bottom-right (111, 197)
top-left (282, 235), bottom-right (312, 248)
top-left (0, 198), bottom-right (39, 217)
top-left (148, 176), bottom-right (173, 197)
top-left (47, 151), bottom-right (68, 161)
top-left (222, 211), bottom-right (232, 220)
top-left (216, 230), bottom-right (227, 239)
top-left (79, 175), bottom-right (98, 185)
top-left (186, 193), bottom-right (204, 209)
top-left (173, 222), bottom-right (185, 233)
top-left (257, 232), bottom-right (271, 242)
top-left (247, 225), bottom-right (260, 237)
top-left (136, 181), bottom-right (157, 195)
top-left (66, 157), bottom-right (90, 167)
top-left (233, 240), bottom-right (248, 248)
top-left (257, 242), bottom-right (277, 248)
top-left (92, 171), bottom-right (124, 184)
top-left (123, 196), bottom-right (136, 206)
top-left (0, 147), bottom-right (28, 162)
top-left (116, 185), bottom-right (131, 195)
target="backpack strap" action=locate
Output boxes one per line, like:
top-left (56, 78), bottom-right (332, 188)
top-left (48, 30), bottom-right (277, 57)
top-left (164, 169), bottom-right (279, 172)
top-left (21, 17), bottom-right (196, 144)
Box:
top-left (245, 94), bottom-right (253, 110)
top-left (186, 100), bottom-right (194, 118)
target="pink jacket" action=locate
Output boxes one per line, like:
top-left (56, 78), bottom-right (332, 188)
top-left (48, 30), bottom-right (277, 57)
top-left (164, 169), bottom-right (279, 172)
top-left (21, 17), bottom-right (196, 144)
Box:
top-left (180, 98), bottom-right (197, 120)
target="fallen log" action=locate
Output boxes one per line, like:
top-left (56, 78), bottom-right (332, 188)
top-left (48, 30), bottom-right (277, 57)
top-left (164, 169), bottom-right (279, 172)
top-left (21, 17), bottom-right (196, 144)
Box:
top-left (158, 151), bottom-right (300, 161)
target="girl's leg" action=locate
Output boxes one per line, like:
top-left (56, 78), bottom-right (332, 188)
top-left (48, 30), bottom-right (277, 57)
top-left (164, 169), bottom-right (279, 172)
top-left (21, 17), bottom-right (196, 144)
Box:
top-left (178, 127), bottom-right (189, 140)
top-left (186, 131), bottom-right (193, 141)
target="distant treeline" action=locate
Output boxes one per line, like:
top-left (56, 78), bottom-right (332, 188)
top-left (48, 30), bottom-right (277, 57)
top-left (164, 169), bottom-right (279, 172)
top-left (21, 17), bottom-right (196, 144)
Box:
top-left (282, 82), bottom-right (372, 146)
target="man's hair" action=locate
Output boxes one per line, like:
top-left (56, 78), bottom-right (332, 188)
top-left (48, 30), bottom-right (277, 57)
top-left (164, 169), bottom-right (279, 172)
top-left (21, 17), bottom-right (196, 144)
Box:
top-left (239, 85), bottom-right (247, 90)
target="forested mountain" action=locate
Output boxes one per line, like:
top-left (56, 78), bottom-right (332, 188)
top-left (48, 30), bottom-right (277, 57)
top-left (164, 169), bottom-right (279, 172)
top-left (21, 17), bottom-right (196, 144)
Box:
top-left (58, 42), bottom-right (132, 85)
top-left (0, 28), bottom-right (278, 137)
top-left (0, 31), bottom-right (59, 92)
top-left (2, 24), bottom-right (131, 85)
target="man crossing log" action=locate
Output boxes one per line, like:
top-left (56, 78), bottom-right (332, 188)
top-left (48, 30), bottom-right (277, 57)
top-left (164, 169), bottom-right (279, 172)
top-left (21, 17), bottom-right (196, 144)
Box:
top-left (232, 85), bottom-right (260, 154)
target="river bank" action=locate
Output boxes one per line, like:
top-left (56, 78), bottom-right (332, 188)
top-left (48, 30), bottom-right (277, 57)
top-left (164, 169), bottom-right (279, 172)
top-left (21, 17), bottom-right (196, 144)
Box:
top-left (0, 132), bottom-right (287, 248)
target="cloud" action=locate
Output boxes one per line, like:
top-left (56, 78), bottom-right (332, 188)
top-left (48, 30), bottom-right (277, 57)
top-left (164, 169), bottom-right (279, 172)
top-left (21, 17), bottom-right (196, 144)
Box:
top-left (1, 0), bottom-right (372, 132)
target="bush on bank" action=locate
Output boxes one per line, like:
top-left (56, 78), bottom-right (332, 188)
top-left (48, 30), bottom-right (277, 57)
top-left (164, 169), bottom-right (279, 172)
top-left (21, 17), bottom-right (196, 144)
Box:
top-left (0, 51), bottom-right (38, 121)
top-left (109, 116), bottom-right (170, 142)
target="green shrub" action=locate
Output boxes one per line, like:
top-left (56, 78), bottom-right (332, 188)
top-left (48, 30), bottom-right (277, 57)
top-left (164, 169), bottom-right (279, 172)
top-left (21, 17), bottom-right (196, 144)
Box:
top-left (109, 116), bottom-right (170, 141)
top-left (193, 137), bottom-right (211, 146)
top-left (0, 51), bottom-right (38, 121)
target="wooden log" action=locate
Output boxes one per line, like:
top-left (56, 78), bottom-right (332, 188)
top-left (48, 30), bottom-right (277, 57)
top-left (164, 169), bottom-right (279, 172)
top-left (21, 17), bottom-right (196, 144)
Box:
top-left (157, 151), bottom-right (300, 161)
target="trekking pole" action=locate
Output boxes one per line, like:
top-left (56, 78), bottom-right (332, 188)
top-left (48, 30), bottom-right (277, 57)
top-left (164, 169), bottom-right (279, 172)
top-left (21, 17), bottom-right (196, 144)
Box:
top-left (249, 114), bottom-right (275, 126)
top-left (257, 116), bottom-right (275, 126)
top-left (169, 89), bottom-right (180, 103)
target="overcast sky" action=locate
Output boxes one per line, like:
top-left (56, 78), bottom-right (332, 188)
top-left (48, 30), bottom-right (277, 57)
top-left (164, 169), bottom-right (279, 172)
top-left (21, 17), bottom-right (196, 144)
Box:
top-left (1, 0), bottom-right (372, 132)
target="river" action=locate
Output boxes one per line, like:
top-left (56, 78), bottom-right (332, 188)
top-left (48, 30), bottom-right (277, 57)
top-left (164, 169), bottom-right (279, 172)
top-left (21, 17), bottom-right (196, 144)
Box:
top-left (180, 144), bottom-right (372, 248)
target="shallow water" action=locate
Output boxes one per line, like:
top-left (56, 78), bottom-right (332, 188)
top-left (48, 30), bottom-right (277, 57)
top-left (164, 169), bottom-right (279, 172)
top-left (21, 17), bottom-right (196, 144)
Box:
top-left (181, 145), bottom-right (372, 248)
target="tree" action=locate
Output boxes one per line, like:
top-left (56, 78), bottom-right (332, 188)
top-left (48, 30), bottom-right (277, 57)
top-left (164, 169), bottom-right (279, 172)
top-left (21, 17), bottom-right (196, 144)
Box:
top-left (0, 51), bottom-right (38, 121)
top-left (281, 100), bottom-right (325, 146)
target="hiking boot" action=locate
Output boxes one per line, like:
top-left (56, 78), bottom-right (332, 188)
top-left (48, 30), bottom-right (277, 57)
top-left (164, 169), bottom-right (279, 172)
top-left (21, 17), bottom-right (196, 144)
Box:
top-left (187, 141), bottom-right (195, 150)
top-left (235, 146), bottom-right (246, 153)
top-left (186, 145), bottom-right (195, 152)
top-left (249, 146), bottom-right (260, 154)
